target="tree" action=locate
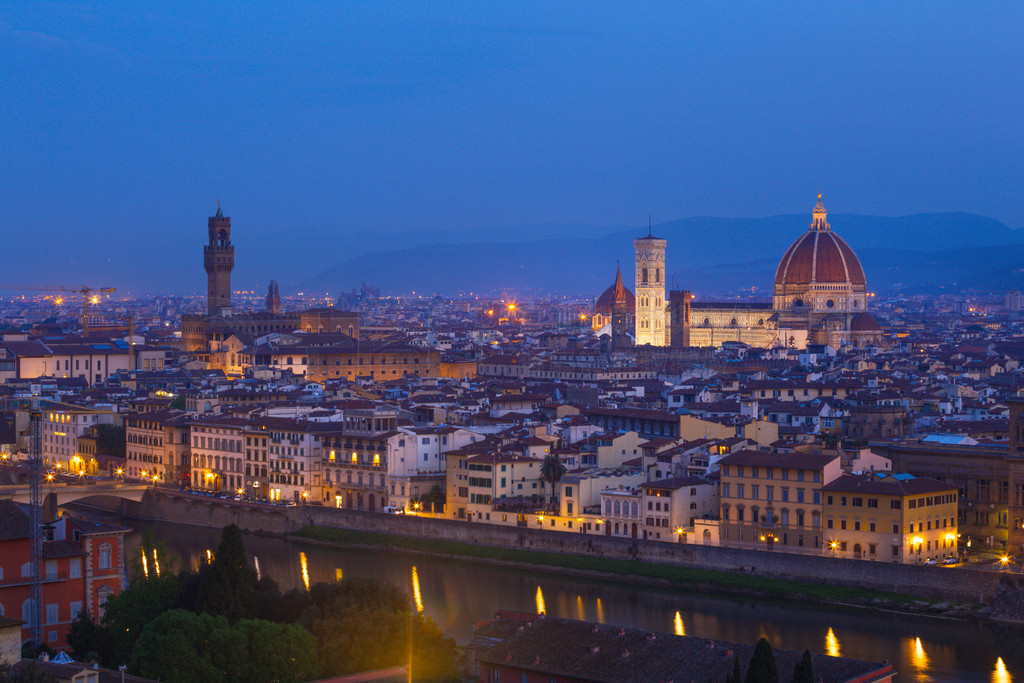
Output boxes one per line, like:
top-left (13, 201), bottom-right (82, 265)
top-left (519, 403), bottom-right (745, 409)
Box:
top-left (727, 654), bottom-right (742, 683)
top-left (745, 637), bottom-right (779, 683)
top-left (130, 609), bottom-right (234, 683)
top-left (99, 572), bottom-right (184, 665)
top-left (197, 524), bottom-right (257, 623)
top-left (790, 649), bottom-right (814, 683)
top-left (539, 453), bottom-right (567, 510)
top-left (66, 609), bottom-right (111, 664)
top-left (234, 619), bottom-right (320, 683)
top-left (170, 394), bottom-right (187, 410)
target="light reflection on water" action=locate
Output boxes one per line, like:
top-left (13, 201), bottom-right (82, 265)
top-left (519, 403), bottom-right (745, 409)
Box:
top-left (120, 520), bottom-right (1024, 683)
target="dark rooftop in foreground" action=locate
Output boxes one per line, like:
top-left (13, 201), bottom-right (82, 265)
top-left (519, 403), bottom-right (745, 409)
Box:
top-left (470, 612), bottom-right (894, 683)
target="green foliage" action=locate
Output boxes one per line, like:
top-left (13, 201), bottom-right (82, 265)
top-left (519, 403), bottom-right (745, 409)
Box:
top-left (745, 637), bottom-right (778, 683)
top-left (130, 610), bottom-right (234, 683)
top-left (259, 578), bottom-right (457, 681)
top-left (790, 649), bottom-right (814, 683)
top-left (95, 424), bottom-right (126, 459)
top-left (99, 572), bottom-right (184, 665)
top-left (197, 524), bottom-right (257, 623)
top-left (66, 609), bottom-right (111, 664)
top-left (234, 619), bottom-right (320, 683)
top-left (539, 453), bottom-right (567, 508)
top-left (70, 524), bottom-right (454, 683)
top-left (170, 394), bottom-right (187, 410)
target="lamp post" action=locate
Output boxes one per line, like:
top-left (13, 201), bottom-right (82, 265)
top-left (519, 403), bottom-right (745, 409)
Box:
top-left (829, 541), bottom-right (837, 558)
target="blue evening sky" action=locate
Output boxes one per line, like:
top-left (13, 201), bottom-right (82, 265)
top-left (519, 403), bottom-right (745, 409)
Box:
top-left (1, 2), bottom-right (1022, 293)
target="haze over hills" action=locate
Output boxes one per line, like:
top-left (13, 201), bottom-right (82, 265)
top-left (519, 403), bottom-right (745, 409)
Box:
top-left (302, 212), bottom-right (1024, 298)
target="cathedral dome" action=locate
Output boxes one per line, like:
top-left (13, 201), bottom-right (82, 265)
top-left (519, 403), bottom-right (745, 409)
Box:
top-left (594, 265), bottom-right (635, 315)
top-left (850, 312), bottom-right (882, 331)
top-left (774, 196), bottom-right (866, 289)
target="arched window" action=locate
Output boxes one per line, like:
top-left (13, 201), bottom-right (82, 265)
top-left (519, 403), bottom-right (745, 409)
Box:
top-left (22, 599), bottom-right (35, 625)
top-left (20, 562), bottom-right (32, 578)
top-left (604, 500), bottom-right (611, 515)
top-left (613, 501), bottom-right (621, 515)
top-left (631, 501), bottom-right (639, 517)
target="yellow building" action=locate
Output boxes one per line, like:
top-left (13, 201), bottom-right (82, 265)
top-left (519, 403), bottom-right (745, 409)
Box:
top-left (717, 450), bottom-right (843, 554)
top-left (821, 472), bottom-right (958, 563)
top-left (306, 341), bottom-right (440, 382)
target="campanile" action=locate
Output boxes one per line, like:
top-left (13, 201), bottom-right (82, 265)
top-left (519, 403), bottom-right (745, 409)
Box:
top-left (204, 204), bottom-right (234, 314)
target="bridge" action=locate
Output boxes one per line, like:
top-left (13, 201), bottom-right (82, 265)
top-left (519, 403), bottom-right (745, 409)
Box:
top-left (0, 482), bottom-right (149, 506)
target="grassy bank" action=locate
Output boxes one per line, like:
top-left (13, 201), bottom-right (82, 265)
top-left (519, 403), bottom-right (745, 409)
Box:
top-left (292, 525), bottom-right (931, 608)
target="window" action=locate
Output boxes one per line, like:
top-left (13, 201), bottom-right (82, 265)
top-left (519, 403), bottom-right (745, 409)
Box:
top-left (45, 560), bottom-right (58, 580)
top-left (98, 543), bottom-right (112, 569)
top-left (46, 603), bottom-right (58, 625)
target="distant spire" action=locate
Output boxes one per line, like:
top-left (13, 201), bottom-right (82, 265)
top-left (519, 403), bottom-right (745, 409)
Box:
top-left (648, 214), bottom-right (652, 237)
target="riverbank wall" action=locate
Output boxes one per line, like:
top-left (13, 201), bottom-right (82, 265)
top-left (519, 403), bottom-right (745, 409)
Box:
top-left (114, 490), bottom-right (1005, 605)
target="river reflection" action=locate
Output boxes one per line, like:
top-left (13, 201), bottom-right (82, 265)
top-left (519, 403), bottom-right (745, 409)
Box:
top-left (122, 520), bottom-right (1022, 683)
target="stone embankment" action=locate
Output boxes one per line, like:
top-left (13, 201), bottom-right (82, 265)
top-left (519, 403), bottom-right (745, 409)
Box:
top-left (108, 489), bottom-right (1013, 608)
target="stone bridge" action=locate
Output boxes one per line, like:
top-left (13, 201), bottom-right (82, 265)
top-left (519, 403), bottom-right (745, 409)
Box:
top-left (0, 482), bottom-right (149, 507)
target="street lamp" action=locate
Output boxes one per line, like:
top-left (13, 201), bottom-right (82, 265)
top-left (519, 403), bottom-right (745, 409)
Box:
top-left (829, 541), bottom-right (838, 558)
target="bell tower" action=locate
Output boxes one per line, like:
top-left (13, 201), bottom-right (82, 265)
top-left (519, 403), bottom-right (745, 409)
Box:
top-left (204, 204), bottom-right (234, 315)
top-left (634, 223), bottom-right (668, 346)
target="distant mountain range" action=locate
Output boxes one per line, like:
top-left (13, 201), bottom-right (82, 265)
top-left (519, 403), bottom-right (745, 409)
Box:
top-left (301, 213), bottom-right (1024, 298)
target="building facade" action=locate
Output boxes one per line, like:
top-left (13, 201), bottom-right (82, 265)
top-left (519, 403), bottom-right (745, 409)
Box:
top-left (634, 232), bottom-right (668, 346)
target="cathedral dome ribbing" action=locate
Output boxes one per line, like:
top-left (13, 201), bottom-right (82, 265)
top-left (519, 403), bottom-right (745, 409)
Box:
top-left (774, 196), bottom-right (866, 289)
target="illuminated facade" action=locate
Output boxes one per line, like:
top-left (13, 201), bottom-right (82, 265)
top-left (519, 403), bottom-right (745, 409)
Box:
top-left (634, 232), bottom-right (668, 346)
top-left (609, 196), bottom-right (885, 349)
top-left (822, 472), bottom-right (958, 563)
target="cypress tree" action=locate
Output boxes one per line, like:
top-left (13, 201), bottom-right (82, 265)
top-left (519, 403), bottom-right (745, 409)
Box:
top-left (745, 637), bottom-right (779, 683)
top-left (728, 654), bottom-right (742, 683)
top-left (198, 524), bottom-right (257, 623)
top-left (791, 649), bottom-right (814, 683)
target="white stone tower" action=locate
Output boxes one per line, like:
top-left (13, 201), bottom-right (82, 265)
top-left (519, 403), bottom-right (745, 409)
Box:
top-left (634, 226), bottom-right (668, 346)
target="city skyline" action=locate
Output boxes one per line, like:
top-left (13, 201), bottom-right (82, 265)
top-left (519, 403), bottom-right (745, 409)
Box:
top-left (2, 3), bottom-right (1024, 292)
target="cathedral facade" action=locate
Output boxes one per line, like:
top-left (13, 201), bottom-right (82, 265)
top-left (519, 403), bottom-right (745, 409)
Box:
top-left (592, 196), bottom-right (884, 349)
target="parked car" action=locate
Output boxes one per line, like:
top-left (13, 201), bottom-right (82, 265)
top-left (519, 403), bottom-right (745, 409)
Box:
top-left (923, 558), bottom-right (937, 566)
top-left (941, 556), bottom-right (958, 565)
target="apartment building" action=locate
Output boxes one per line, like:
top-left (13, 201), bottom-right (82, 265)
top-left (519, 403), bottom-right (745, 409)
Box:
top-left (41, 406), bottom-right (116, 473)
top-left (717, 450), bottom-right (843, 554)
top-left (124, 409), bottom-right (190, 484)
top-left (641, 476), bottom-right (717, 541)
top-left (821, 472), bottom-right (959, 563)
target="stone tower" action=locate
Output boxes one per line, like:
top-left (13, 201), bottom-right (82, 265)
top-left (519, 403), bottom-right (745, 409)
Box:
top-left (634, 226), bottom-right (668, 346)
top-left (669, 290), bottom-right (692, 348)
top-left (266, 279), bottom-right (282, 315)
top-left (204, 204), bottom-right (234, 315)
top-left (610, 263), bottom-right (633, 352)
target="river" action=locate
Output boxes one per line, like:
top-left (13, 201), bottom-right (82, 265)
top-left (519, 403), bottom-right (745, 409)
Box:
top-left (104, 515), bottom-right (1022, 682)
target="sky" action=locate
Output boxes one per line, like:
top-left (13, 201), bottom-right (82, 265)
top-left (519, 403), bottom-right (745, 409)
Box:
top-left (1, 2), bottom-right (1023, 294)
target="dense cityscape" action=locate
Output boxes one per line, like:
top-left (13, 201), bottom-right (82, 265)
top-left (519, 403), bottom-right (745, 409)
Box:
top-left (1, 198), bottom-right (1024, 681)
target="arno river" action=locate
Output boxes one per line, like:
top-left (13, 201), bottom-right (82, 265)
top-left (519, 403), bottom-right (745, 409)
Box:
top-left (115, 518), bottom-right (1020, 682)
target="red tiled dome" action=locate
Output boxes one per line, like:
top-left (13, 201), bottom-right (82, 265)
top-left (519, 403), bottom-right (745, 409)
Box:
top-left (595, 282), bottom-right (635, 315)
top-left (595, 264), bottom-right (635, 315)
top-left (850, 312), bottom-right (882, 331)
top-left (775, 197), bottom-right (865, 288)
top-left (774, 230), bottom-right (866, 287)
